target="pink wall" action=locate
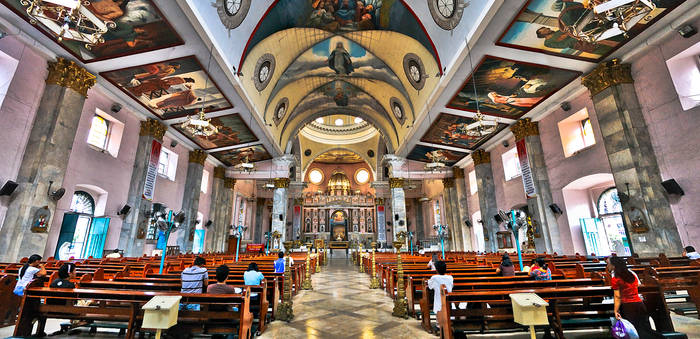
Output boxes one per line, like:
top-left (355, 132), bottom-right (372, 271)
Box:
top-left (44, 87), bottom-right (142, 257)
top-left (490, 136), bottom-right (527, 212)
top-left (0, 37), bottom-right (46, 232)
top-left (630, 16), bottom-right (700, 248)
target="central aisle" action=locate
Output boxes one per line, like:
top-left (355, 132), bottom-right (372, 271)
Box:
top-left (259, 258), bottom-right (435, 339)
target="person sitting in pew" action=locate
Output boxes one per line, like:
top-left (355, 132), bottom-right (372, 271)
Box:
top-left (683, 246), bottom-right (700, 260)
top-left (274, 252), bottom-right (286, 273)
top-left (523, 258), bottom-right (536, 274)
top-left (529, 257), bottom-right (551, 280)
top-left (427, 261), bottom-right (453, 315)
top-left (609, 256), bottom-right (665, 339)
top-left (208, 265), bottom-right (236, 294)
top-left (50, 263), bottom-right (76, 288)
top-left (181, 256), bottom-right (208, 311)
top-left (427, 254), bottom-right (438, 271)
top-left (13, 254), bottom-right (46, 296)
top-left (496, 253), bottom-right (515, 277)
top-left (105, 249), bottom-right (122, 259)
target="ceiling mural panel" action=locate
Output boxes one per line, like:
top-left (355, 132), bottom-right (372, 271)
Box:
top-left (211, 145), bottom-right (272, 166)
top-left (172, 114), bottom-right (258, 150)
top-left (1, 0), bottom-right (183, 62)
top-left (421, 113), bottom-right (509, 150)
top-left (497, 0), bottom-right (685, 62)
top-left (101, 56), bottom-right (232, 120)
top-left (242, 0), bottom-right (438, 65)
top-left (447, 55), bottom-right (580, 119)
top-left (407, 144), bottom-right (468, 166)
top-left (314, 150), bottom-right (365, 164)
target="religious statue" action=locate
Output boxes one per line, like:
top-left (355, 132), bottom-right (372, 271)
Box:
top-left (328, 42), bottom-right (353, 75)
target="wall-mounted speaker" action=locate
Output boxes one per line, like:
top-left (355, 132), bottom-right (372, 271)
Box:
top-left (394, 213), bottom-right (399, 221)
top-left (117, 205), bottom-right (131, 217)
top-left (549, 203), bottom-right (563, 214)
top-left (279, 214), bottom-right (283, 221)
top-left (661, 179), bottom-right (684, 196)
top-left (0, 180), bottom-right (18, 196)
top-left (494, 214), bottom-right (504, 224)
top-left (464, 220), bottom-right (472, 228)
top-left (398, 220), bottom-right (405, 226)
top-left (205, 220), bottom-right (213, 227)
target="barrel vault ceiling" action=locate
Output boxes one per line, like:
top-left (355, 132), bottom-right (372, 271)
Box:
top-left (0, 0), bottom-right (693, 168)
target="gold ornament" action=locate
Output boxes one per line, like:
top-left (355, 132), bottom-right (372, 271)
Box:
top-left (582, 58), bottom-right (633, 96)
top-left (511, 118), bottom-right (539, 141)
top-left (139, 119), bottom-right (167, 141)
top-left (389, 178), bottom-right (405, 189)
top-left (188, 149), bottom-right (208, 165)
top-left (274, 178), bottom-right (290, 188)
top-left (453, 167), bottom-right (465, 179)
top-left (46, 57), bottom-right (96, 97)
top-left (442, 178), bottom-right (455, 188)
top-left (471, 149), bottom-right (491, 166)
top-left (224, 177), bottom-right (236, 189)
top-left (392, 233), bottom-right (408, 318)
top-left (213, 166), bottom-right (226, 179)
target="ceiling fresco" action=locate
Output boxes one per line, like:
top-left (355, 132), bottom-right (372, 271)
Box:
top-left (101, 56), bottom-right (233, 120)
top-left (211, 145), bottom-right (272, 167)
top-left (421, 113), bottom-right (509, 150)
top-left (447, 55), bottom-right (581, 119)
top-left (407, 144), bottom-right (468, 167)
top-left (497, 0), bottom-right (686, 62)
top-left (314, 149), bottom-right (365, 164)
top-left (172, 114), bottom-right (258, 150)
top-left (242, 0), bottom-right (438, 66)
top-left (0, 0), bottom-right (183, 62)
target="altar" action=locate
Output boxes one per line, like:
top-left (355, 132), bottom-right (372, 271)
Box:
top-left (329, 241), bottom-right (349, 257)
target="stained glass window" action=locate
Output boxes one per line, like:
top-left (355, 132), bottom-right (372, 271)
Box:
top-left (70, 191), bottom-right (95, 215)
top-left (598, 188), bottom-right (623, 216)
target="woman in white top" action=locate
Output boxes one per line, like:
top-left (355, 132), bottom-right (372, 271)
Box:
top-left (427, 261), bottom-right (453, 314)
top-left (13, 254), bottom-right (46, 296)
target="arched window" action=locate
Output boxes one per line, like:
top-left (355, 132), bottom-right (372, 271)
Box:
top-left (597, 187), bottom-right (622, 216)
top-left (70, 191), bottom-right (95, 215)
top-left (87, 115), bottom-right (109, 150)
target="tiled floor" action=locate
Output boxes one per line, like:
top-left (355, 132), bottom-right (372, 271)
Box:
top-left (2, 258), bottom-right (700, 338)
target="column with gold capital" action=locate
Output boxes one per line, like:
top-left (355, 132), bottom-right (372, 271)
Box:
top-left (221, 177), bottom-right (236, 252)
top-left (205, 166), bottom-right (226, 251)
top-left (0, 58), bottom-right (96, 261)
top-left (176, 150), bottom-right (208, 253)
top-left (472, 150), bottom-right (499, 252)
top-left (453, 167), bottom-right (473, 250)
top-left (442, 177), bottom-right (461, 250)
top-left (118, 118), bottom-right (167, 256)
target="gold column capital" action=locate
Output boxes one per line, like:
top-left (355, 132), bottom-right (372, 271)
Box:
top-left (213, 166), bottom-right (226, 179)
top-left (46, 57), bottom-right (96, 97)
top-left (274, 177), bottom-right (290, 188)
top-left (471, 149), bottom-right (491, 166)
top-left (452, 167), bottom-right (464, 179)
top-left (224, 177), bottom-right (236, 189)
top-left (139, 119), bottom-right (167, 141)
top-left (188, 149), bottom-right (208, 165)
top-left (442, 178), bottom-right (455, 188)
top-left (582, 58), bottom-right (633, 96)
top-left (389, 177), bottom-right (404, 189)
top-left (511, 118), bottom-right (539, 141)
top-left (293, 198), bottom-right (304, 205)
top-left (374, 197), bottom-right (385, 205)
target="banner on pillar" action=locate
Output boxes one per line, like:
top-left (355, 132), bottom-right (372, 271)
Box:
top-left (377, 205), bottom-right (386, 243)
top-left (516, 139), bottom-right (537, 198)
top-left (293, 205), bottom-right (301, 240)
top-left (143, 140), bottom-right (161, 201)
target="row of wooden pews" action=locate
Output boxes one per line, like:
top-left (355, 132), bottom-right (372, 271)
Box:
top-left (358, 250), bottom-right (696, 339)
top-left (1, 250), bottom-right (325, 338)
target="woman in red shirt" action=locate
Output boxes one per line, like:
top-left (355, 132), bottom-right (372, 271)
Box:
top-left (609, 256), bottom-right (664, 339)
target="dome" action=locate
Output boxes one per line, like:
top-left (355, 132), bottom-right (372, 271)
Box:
top-left (327, 171), bottom-right (351, 195)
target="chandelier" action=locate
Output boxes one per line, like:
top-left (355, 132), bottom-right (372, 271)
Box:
top-left (234, 155), bottom-right (255, 173)
top-left (465, 113), bottom-right (498, 137)
top-left (22, 0), bottom-right (115, 49)
top-left (424, 150), bottom-right (446, 172)
top-left (180, 109), bottom-right (218, 137)
top-left (572, 0), bottom-right (656, 43)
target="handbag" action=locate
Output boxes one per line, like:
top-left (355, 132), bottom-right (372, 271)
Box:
top-left (611, 318), bottom-right (639, 339)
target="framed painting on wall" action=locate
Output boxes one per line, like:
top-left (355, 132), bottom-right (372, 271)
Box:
top-left (446, 55), bottom-right (580, 119)
top-left (0, 0), bottom-right (184, 62)
top-left (101, 56), bottom-right (232, 119)
top-left (496, 0), bottom-right (686, 62)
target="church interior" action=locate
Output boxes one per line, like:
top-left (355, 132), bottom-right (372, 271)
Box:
top-left (1, 0), bottom-right (700, 338)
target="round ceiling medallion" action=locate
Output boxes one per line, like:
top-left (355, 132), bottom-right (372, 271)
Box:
top-left (308, 169), bottom-right (324, 185)
top-left (355, 168), bottom-right (370, 184)
top-left (254, 53), bottom-right (275, 91)
top-left (367, 149), bottom-right (375, 158)
top-left (273, 97), bottom-right (288, 125)
top-left (216, 0), bottom-right (251, 30)
top-left (403, 53), bottom-right (426, 90)
top-left (428, 0), bottom-right (466, 30)
top-left (390, 97), bottom-right (406, 125)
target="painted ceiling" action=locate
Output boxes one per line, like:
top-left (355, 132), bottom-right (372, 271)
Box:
top-left (314, 150), bottom-right (365, 164)
top-left (2, 0), bottom-right (692, 168)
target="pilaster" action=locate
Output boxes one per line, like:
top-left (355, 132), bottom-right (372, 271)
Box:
top-left (176, 150), bottom-right (206, 252)
top-left (442, 178), bottom-right (461, 250)
top-left (271, 176), bottom-right (290, 249)
top-left (205, 166), bottom-right (226, 252)
top-left (0, 58), bottom-right (95, 261)
top-left (389, 177), bottom-right (407, 244)
top-left (453, 167), bottom-right (472, 251)
top-left (471, 150), bottom-right (498, 252)
top-left (582, 59), bottom-right (682, 256)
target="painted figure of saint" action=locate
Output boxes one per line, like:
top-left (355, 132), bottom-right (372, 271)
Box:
top-left (487, 92), bottom-right (543, 108)
top-left (328, 42), bottom-right (353, 75)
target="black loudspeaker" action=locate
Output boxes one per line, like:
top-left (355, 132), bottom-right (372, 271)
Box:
top-left (494, 214), bottom-right (504, 224)
top-left (117, 205), bottom-right (131, 217)
top-left (465, 219), bottom-right (472, 228)
top-left (394, 214), bottom-right (399, 221)
top-left (279, 214), bottom-right (283, 221)
top-left (0, 180), bottom-right (18, 196)
top-left (205, 220), bottom-right (213, 227)
top-left (661, 179), bottom-right (685, 196)
top-left (399, 220), bottom-right (405, 226)
top-left (549, 203), bottom-right (563, 214)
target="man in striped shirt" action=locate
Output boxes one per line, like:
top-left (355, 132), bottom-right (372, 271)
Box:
top-left (181, 256), bottom-right (208, 293)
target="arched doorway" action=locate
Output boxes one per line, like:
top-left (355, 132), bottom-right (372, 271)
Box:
top-left (597, 188), bottom-right (631, 256)
top-left (55, 190), bottom-right (110, 259)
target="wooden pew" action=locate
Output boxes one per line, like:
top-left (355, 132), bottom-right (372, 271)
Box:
top-left (14, 287), bottom-right (254, 339)
top-left (0, 274), bottom-right (21, 327)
